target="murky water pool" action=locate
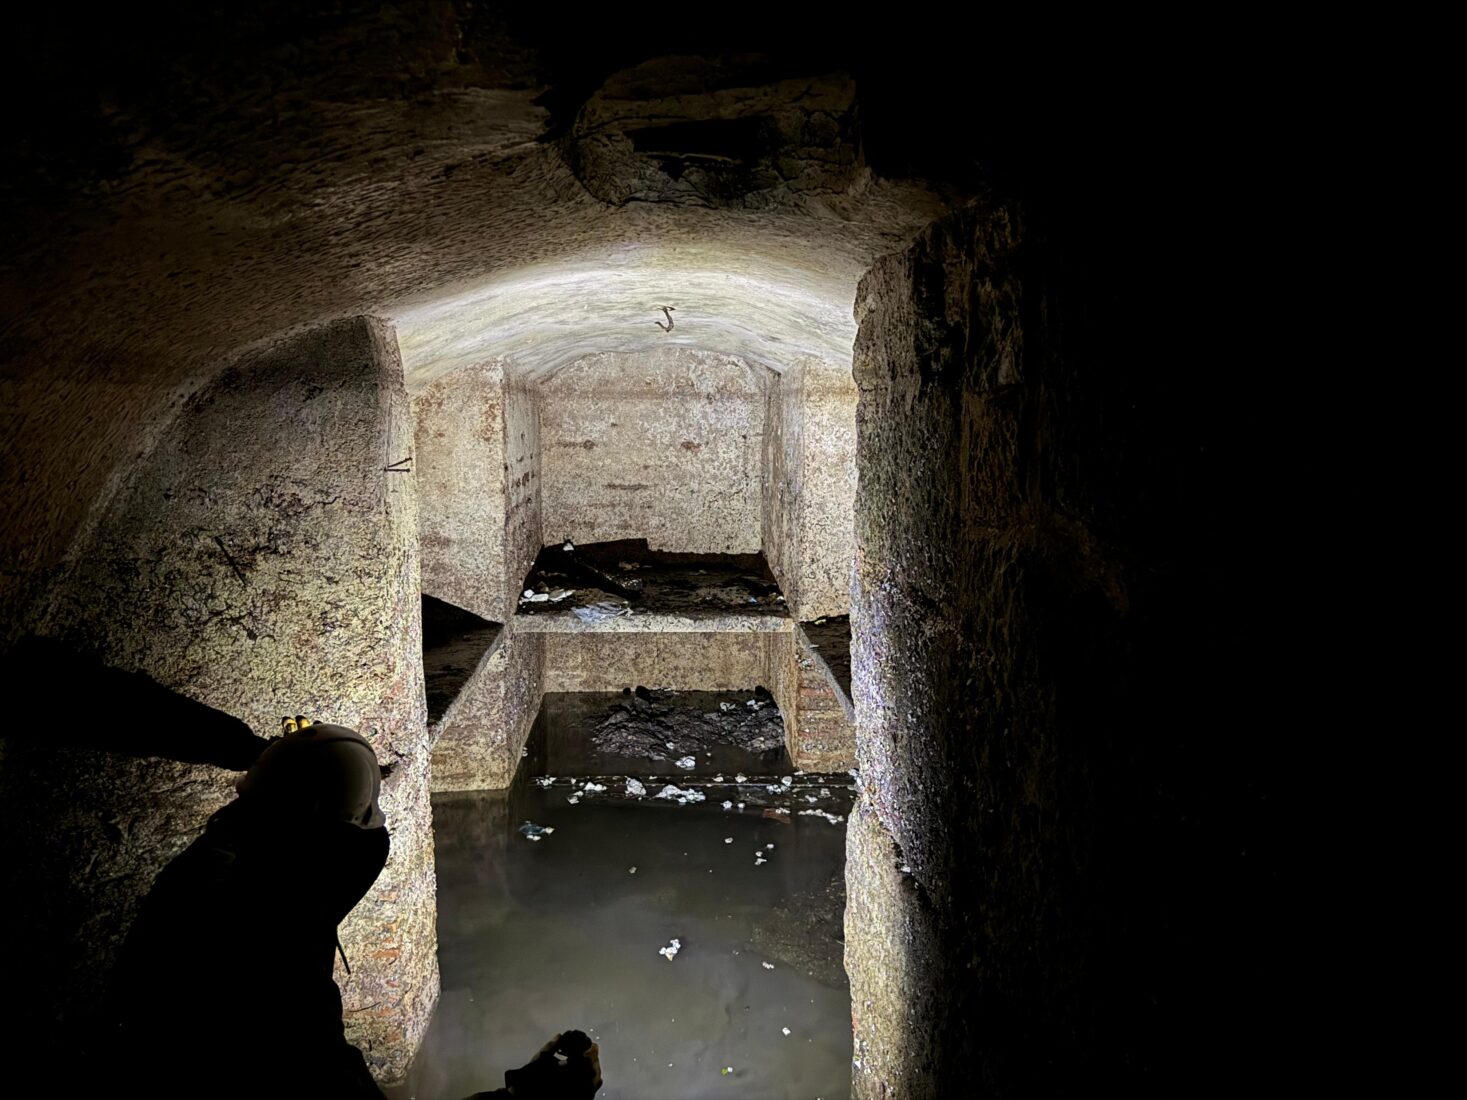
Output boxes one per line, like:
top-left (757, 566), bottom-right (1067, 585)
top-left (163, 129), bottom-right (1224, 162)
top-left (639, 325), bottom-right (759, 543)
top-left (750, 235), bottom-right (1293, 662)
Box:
top-left (390, 691), bottom-right (854, 1100)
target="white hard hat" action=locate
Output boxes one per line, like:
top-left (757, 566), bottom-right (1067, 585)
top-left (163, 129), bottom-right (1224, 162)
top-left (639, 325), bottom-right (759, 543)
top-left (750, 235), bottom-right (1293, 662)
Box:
top-left (236, 722), bottom-right (385, 829)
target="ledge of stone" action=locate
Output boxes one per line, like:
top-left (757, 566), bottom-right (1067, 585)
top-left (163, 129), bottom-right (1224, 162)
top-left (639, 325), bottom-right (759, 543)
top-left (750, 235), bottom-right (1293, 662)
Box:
top-left (514, 609), bottom-right (792, 634)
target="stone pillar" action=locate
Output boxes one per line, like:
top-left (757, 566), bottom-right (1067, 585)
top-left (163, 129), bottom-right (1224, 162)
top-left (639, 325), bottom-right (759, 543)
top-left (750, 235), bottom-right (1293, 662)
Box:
top-left (30, 316), bottom-right (437, 1081)
top-left (846, 199), bottom-right (1218, 1094)
top-left (414, 361), bottom-right (511, 622)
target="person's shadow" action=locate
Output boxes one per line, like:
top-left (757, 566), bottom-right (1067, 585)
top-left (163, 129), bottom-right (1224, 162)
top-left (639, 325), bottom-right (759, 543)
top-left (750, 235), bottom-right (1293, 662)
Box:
top-left (0, 635), bottom-right (271, 1089)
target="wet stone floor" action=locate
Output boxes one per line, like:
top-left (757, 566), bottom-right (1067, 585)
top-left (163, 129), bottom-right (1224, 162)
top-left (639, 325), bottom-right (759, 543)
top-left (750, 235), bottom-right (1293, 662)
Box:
top-left (390, 691), bottom-right (855, 1100)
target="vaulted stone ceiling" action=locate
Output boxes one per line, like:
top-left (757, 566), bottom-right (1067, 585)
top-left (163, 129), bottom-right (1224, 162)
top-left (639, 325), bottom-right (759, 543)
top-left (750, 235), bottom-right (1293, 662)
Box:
top-left (1, 11), bottom-right (969, 617)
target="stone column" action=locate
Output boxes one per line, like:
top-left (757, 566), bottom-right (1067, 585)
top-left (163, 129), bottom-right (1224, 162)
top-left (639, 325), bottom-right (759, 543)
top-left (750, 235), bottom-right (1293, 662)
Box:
top-left (29, 316), bottom-right (437, 1081)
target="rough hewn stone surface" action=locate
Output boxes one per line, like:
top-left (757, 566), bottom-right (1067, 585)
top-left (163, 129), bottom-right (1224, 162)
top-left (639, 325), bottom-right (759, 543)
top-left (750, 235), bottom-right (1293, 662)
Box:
top-left (846, 194), bottom-right (1257, 1094)
top-left (762, 359), bottom-right (805, 609)
top-left (414, 362), bottom-right (511, 621)
top-left (20, 318), bottom-right (436, 1081)
top-left (791, 625), bottom-right (855, 772)
top-left (541, 348), bottom-right (769, 554)
top-left (431, 628), bottom-right (543, 792)
top-left (796, 362), bottom-right (857, 619)
top-left (543, 630), bottom-right (782, 693)
top-left (761, 356), bottom-right (857, 620)
top-left (503, 380), bottom-right (543, 607)
top-left (1, 16), bottom-right (946, 641)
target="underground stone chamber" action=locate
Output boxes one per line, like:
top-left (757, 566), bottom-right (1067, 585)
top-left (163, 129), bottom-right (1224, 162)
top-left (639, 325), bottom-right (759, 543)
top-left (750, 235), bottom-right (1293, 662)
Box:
top-left (4, 13), bottom-right (1279, 1099)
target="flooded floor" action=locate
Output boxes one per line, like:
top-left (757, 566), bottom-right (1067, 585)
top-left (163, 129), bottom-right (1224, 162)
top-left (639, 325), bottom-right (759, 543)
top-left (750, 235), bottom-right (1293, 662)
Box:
top-left (391, 691), bottom-right (854, 1100)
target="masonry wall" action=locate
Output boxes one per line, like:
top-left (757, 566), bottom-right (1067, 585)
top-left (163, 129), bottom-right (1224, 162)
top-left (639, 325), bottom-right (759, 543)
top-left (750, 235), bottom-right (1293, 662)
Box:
top-left (504, 377), bottom-right (543, 602)
top-left (543, 630), bottom-right (784, 692)
top-left (541, 348), bottom-right (767, 554)
top-left (431, 630), bottom-right (544, 791)
top-left (797, 361), bottom-right (857, 619)
top-left (414, 362), bottom-right (509, 621)
top-left (762, 360), bottom-right (804, 608)
top-left (10, 318), bottom-right (437, 1082)
top-left (845, 199), bottom-right (1250, 1095)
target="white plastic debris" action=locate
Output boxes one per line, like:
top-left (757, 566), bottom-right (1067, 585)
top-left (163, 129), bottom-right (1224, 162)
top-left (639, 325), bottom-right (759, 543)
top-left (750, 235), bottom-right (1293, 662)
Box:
top-left (524, 592), bottom-right (550, 603)
top-left (534, 776), bottom-right (555, 788)
top-left (583, 782), bottom-right (606, 793)
top-left (563, 541), bottom-right (575, 552)
top-left (628, 866), bottom-right (637, 874)
top-left (806, 795), bottom-right (819, 803)
top-left (819, 788), bottom-right (831, 798)
top-left (782, 1027), bottom-right (791, 1036)
top-left (719, 702), bottom-right (736, 712)
top-left (737, 802), bottom-right (745, 810)
top-left (781, 776), bottom-right (794, 787)
top-left (566, 792), bottom-right (582, 805)
top-left (573, 601), bottom-right (628, 623)
top-left (746, 699), bottom-right (761, 709)
top-left (518, 822), bottom-right (555, 841)
top-left (713, 774), bottom-right (724, 782)
top-left (734, 774), bottom-right (748, 784)
top-left (755, 856), bottom-right (767, 866)
top-left (721, 800), bottom-right (733, 810)
top-left (675, 756), bottom-right (696, 770)
top-left (548, 588), bottom-right (576, 602)
top-left (762, 962), bottom-right (775, 970)
top-left (656, 784), bottom-right (706, 805)
top-left (799, 809), bottom-right (845, 824)
top-left (523, 589), bottom-right (535, 599)
top-left (658, 938), bottom-right (681, 961)
top-left (665, 742), bottom-right (675, 750)
top-left (765, 843), bottom-right (775, 850)
top-left (626, 778), bottom-right (646, 797)
top-left (724, 837), bottom-right (733, 844)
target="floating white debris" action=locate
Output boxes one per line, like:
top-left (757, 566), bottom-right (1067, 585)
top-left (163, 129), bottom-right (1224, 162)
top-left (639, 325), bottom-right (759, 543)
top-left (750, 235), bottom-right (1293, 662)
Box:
top-left (713, 774), bottom-right (724, 782)
top-left (819, 788), bottom-right (831, 798)
top-left (806, 795), bottom-right (819, 803)
top-left (762, 962), bottom-right (775, 970)
top-left (765, 843), bottom-right (775, 850)
top-left (534, 776), bottom-right (555, 788)
top-left (755, 856), bottom-right (767, 866)
top-left (548, 588), bottom-right (576, 602)
top-left (734, 773), bottom-right (748, 784)
top-left (518, 822), bottom-right (555, 840)
top-left (626, 778), bottom-right (646, 797)
top-left (724, 837), bottom-right (733, 844)
top-left (628, 866), bottom-right (637, 874)
top-left (666, 741), bottom-right (676, 750)
top-left (781, 776), bottom-right (794, 787)
top-left (737, 802), bottom-right (746, 810)
top-left (563, 541), bottom-right (575, 552)
top-left (782, 1027), bottom-right (791, 1036)
top-left (721, 800), bottom-right (733, 810)
top-left (523, 589), bottom-right (535, 598)
top-left (799, 809), bottom-right (845, 824)
top-left (566, 792), bottom-right (582, 805)
top-left (524, 592), bottom-right (550, 603)
top-left (746, 699), bottom-right (761, 709)
top-left (675, 756), bottom-right (696, 770)
top-left (658, 938), bottom-right (681, 961)
top-left (719, 702), bottom-right (736, 712)
top-left (583, 782), bottom-right (607, 793)
top-left (657, 784), bottom-right (706, 805)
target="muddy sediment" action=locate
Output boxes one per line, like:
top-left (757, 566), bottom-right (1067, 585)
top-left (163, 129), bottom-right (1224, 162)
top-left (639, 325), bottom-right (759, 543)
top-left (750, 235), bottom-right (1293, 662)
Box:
top-left (516, 539), bottom-right (788, 619)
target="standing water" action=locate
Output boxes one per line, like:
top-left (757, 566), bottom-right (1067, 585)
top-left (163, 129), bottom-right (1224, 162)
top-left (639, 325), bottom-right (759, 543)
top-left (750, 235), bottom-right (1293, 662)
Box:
top-left (390, 690), bottom-right (854, 1100)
